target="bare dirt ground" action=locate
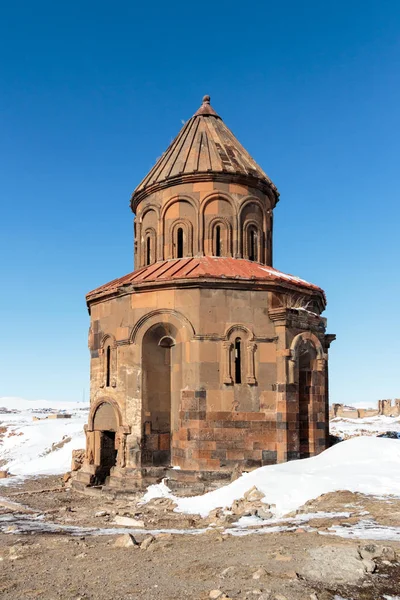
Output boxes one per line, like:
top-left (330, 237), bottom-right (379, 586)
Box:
top-left (1, 475), bottom-right (400, 600)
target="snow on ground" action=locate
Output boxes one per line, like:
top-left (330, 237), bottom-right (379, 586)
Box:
top-left (331, 415), bottom-right (400, 439)
top-left (0, 397), bottom-right (88, 478)
top-left (322, 520), bottom-right (400, 542)
top-left (3, 506), bottom-right (400, 541)
top-left (0, 396), bottom-right (87, 412)
top-left (143, 437), bottom-right (400, 518)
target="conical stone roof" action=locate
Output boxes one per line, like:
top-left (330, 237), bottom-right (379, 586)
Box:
top-left (131, 96), bottom-right (279, 210)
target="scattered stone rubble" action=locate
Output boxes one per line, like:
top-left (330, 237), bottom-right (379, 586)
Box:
top-left (64, 448), bottom-right (85, 485)
top-left (204, 542), bottom-right (400, 600)
top-left (2, 476), bottom-right (400, 600)
top-left (71, 449), bottom-right (85, 472)
top-left (205, 486), bottom-right (273, 526)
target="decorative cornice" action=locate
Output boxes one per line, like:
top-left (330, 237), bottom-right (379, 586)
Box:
top-left (131, 171), bottom-right (278, 212)
top-left (324, 333), bottom-right (337, 349)
top-left (268, 307), bottom-right (326, 331)
top-left (268, 307), bottom-right (289, 322)
top-left (255, 336), bottom-right (278, 343)
top-left (87, 278), bottom-right (325, 314)
top-left (194, 334), bottom-right (277, 343)
top-left (116, 339), bottom-right (131, 346)
top-left (113, 334), bottom-right (277, 346)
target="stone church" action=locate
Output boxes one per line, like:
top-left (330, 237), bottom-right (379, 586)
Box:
top-left (75, 95), bottom-right (335, 491)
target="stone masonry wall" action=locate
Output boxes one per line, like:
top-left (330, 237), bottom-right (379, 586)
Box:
top-left (172, 389), bottom-right (278, 472)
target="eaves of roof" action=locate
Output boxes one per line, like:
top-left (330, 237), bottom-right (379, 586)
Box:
top-left (86, 256), bottom-right (326, 309)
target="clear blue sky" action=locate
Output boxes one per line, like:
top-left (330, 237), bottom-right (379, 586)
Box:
top-left (1, 1), bottom-right (399, 405)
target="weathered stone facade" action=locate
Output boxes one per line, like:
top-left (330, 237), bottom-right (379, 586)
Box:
top-left (75, 96), bottom-right (335, 491)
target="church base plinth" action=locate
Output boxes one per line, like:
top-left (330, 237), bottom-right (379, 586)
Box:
top-left (105, 466), bottom-right (169, 490)
top-left (166, 468), bottom-right (232, 495)
top-left (72, 465), bottom-right (234, 495)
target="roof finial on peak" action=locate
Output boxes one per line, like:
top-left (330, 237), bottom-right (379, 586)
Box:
top-left (194, 94), bottom-right (220, 118)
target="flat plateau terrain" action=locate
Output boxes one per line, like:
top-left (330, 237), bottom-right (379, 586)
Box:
top-left (1, 476), bottom-right (400, 600)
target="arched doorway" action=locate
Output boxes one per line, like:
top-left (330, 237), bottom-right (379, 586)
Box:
top-left (142, 323), bottom-right (177, 466)
top-left (92, 402), bottom-right (119, 484)
top-left (298, 341), bottom-right (317, 458)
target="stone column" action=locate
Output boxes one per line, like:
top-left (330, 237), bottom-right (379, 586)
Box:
top-left (137, 220), bottom-right (143, 268)
top-left (246, 342), bottom-right (257, 384)
top-left (266, 210), bottom-right (273, 265)
top-left (268, 308), bottom-right (291, 463)
top-left (222, 341), bottom-right (233, 384)
top-left (324, 333), bottom-right (336, 448)
top-left (99, 347), bottom-right (105, 388)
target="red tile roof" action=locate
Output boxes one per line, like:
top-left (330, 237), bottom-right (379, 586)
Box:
top-left (86, 256), bottom-right (325, 304)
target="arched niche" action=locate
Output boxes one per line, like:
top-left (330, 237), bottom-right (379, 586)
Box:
top-left (100, 334), bottom-right (117, 388)
top-left (297, 340), bottom-right (317, 458)
top-left (144, 226), bottom-right (157, 265)
top-left (239, 201), bottom-right (266, 262)
top-left (222, 325), bottom-right (256, 385)
top-left (141, 322), bottom-right (179, 467)
top-left (139, 206), bottom-right (159, 267)
top-left (88, 398), bottom-right (122, 431)
top-left (201, 194), bottom-right (236, 257)
top-left (289, 332), bottom-right (325, 382)
top-left (170, 219), bottom-right (193, 258)
top-left (162, 197), bottom-right (197, 259)
top-left (88, 399), bottom-right (123, 484)
top-left (207, 217), bottom-right (233, 257)
top-left (130, 309), bottom-right (195, 345)
top-left (93, 402), bottom-right (118, 432)
top-left (130, 309), bottom-right (194, 467)
top-left (288, 332), bottom-right (326, 459)
top-left (243, 220), bottom-right (262, 262)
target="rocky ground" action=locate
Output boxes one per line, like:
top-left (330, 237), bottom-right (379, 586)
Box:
top-left (1, 476), bottom-right (400, 599)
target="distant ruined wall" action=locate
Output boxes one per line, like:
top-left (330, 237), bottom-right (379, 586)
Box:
top-left (378, 399), bottom-right (400, 417)
top-left (330, 399), bottom-right (400, 419)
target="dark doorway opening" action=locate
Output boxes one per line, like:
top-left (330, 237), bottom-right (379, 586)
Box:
top-left (299, 370), bottom-right (311, 458)
top-left (96, 430), bottom-right (117, 484)
top-left (298, 341), bottom-right (316, 459)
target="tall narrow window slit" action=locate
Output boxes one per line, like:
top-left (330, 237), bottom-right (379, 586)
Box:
top-left (106, 346), bottom-right (111, 388)
top-left (249, 228), bottom-right (256, 261)
top-left (234, 337), bottom-right (242, 384)
top-left (146, 236), bottom-right (151, 265)
top-left (215, 225), bottom-right (221, 257)
top-left (177, 227), bottom-right (184, 258)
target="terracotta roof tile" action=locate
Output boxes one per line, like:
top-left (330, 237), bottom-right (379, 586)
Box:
top-left (86, 256), bottom-right (325, 303)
